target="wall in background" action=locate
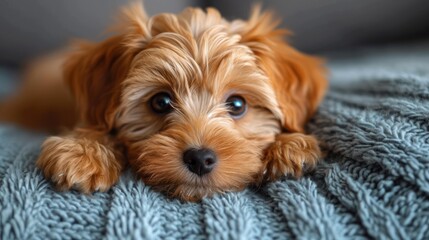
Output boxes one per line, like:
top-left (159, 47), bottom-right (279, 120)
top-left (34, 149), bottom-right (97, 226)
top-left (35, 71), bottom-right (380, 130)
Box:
top-left (206, 0), bottom-right (429, 53)
top-left (1, 0), bottom-right (429, 65)
top-left (0, 0), bottom-right (198, 65)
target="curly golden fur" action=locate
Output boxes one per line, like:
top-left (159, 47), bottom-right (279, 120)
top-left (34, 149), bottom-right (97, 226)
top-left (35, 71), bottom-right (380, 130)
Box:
top-left (0, 2), bottom-right (327, 201)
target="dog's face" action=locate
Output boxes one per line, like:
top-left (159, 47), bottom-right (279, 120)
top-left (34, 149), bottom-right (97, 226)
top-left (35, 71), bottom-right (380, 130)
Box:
top-left (64, 4), bottom-right (326, 200)
top-left (116, 12), bottom-right (283, 200)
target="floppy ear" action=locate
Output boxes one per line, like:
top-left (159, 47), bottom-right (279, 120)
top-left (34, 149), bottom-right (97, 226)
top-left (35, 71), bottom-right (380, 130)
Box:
top-left (237, 7), bottom-right (327, 133)
top-left (64, 2), bottom-right (150, 130)
top-left (64, 37), bottom-right (130, 130)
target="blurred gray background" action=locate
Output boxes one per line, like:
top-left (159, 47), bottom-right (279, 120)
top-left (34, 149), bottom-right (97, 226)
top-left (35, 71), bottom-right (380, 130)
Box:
top-left (1, 0), bottom-right (429, 66)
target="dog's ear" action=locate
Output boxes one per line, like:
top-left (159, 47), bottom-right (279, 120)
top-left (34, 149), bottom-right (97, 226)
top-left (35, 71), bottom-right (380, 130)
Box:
top-left (64, 3), bottom-right (149, 130)
top-left (64, 37), bottom-right (131, 130)
top-left (236, 6), bottom-right (327, 133)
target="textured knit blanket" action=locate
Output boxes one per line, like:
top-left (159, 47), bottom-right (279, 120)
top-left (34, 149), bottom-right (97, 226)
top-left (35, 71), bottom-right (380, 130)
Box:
top-left (1, 43), bottom-right (429, 239)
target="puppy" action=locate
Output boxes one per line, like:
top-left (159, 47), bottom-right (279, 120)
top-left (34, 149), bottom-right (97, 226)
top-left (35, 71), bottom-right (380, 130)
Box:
top-left (0, 2), bottom-right (327, 201)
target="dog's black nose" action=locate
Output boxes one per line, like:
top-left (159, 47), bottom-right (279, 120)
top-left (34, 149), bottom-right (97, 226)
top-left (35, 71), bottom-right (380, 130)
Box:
top-left (183, 148), bottom-right (217, 176)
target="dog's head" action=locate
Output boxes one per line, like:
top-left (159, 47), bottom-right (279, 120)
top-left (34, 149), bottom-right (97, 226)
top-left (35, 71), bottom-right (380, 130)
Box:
top-left (65, 3), bottom-right (326, 201)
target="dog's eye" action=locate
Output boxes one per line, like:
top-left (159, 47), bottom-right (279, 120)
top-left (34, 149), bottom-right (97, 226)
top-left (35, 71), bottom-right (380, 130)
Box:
top-left (150, 92), bottom-right (173, 114)
top-left (226, 95), bottom-right (247, 118)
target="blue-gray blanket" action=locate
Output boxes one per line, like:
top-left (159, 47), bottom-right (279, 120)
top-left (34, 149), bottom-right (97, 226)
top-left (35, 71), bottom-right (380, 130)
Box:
top-left (1, 43), bottom-right (429, 239)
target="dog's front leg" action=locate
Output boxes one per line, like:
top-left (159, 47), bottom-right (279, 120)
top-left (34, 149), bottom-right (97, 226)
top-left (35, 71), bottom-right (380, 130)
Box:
top-left (262, 133), bottom-right (321, 181)
top-left (36, 128), bottom-right (125, 193)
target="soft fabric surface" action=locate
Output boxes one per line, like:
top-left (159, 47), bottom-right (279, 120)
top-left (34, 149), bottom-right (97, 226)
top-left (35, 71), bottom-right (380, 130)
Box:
top-left (1, 43), bottom-right (429, 239)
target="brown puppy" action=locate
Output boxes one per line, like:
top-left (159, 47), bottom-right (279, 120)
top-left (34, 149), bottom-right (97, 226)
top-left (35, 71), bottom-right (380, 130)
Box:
top-left (0, 2), bottom-right (327, 201)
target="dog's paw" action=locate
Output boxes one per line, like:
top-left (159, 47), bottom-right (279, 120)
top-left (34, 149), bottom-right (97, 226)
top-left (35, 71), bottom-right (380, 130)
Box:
top-left (36, 136), bottom-right (123, 193)
top-left (261, 133), bottom-right (321, 182)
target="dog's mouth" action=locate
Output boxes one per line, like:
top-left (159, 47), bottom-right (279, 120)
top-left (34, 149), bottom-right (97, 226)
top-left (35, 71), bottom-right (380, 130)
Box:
top-left (128, 132), bottom-right (264, 201)
top-left (137, 166), bottom-right (252, 201)
top-left (160, 182), bottom-right (245, 202)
